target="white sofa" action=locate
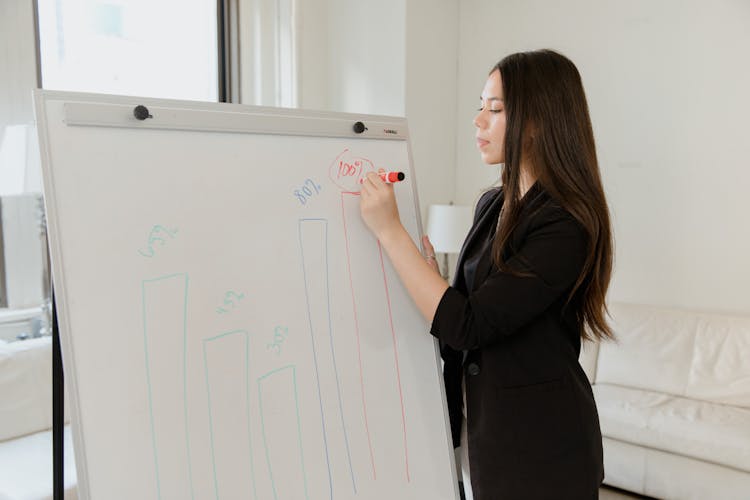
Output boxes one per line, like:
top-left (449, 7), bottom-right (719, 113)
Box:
top-left (0, 337), bottom-right (77, 500)
top-left (579, 302), bottom-right (750, 499)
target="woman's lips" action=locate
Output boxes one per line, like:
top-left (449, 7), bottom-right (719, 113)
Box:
top-left (476, 138), bottom-right (489, 148)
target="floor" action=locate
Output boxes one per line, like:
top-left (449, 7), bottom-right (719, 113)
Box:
top-left (458, 483), bottom-right (657, 499)
top-left (600, 484), bottom-right (656, 499)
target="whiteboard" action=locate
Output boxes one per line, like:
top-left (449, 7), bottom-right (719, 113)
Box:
top-left (34, 90), bottom-right (459, 500)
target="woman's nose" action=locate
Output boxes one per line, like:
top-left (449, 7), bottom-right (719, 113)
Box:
top-left (473, 111), bottom-right (484, 129)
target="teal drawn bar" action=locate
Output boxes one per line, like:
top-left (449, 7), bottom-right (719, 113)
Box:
top-left (141, 273), bottom-right (195, 500)
top-left (203, 330), bottom-right (259, 500)
top-left (258, 365), bottom-right (310, 500)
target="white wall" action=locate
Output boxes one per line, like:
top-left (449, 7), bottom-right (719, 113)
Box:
top-left (405, 0), bottom-right (459, 222)
top-left (0, 0), bottom-right (38, 135)
top-left (294, 0), bottom-right (406, 116)
top-left (1, 194), bottom-right (46, 309)
top-left (455, 0), bottom-right (750, 314)
top-left (295, 0), bottom-right (330, 110)
top-left (325, 0), bottom-right (406, 116)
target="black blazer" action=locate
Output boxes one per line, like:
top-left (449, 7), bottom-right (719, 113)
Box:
top-left (430, 184), bottom-right (604, 499)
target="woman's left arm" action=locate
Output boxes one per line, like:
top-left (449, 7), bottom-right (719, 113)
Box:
top-left (359, 171), bottom-right (449, 323)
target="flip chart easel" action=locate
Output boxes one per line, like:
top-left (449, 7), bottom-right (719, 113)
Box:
top-left (35, 90), bottom-right (459, 500)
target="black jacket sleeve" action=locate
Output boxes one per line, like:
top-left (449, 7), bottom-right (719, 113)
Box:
top-left (430, 206), bottom-right (587, 351)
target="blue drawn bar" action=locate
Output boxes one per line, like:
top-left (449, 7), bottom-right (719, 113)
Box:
top-left (203, 330), bottom-right (258, 500)
top-left (141, 273), bottom-right (194, 500)
top-left (258, 366), bottom-right (309, 500)
top-left (299, 219), bottom-right (356, 496)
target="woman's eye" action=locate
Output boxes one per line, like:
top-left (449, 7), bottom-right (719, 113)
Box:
top-left (490, 109), bottom-right (503, 113)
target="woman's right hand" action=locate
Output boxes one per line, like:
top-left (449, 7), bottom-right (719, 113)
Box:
top-left (422, 235), bottom-right (441, 275)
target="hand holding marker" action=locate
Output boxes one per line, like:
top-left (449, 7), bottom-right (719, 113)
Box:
top-left (359, 171), bottom-right (406, 184)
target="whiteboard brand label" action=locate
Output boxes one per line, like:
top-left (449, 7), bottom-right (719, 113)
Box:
top-left (383, 129), bottom-right (398, 135)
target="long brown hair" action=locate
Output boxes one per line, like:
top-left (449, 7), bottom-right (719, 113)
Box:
top-left (491, 49), bottom-right (614, 342)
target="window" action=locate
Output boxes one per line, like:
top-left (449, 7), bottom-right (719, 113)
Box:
top-left (37, 0), bottom-right (219, 102)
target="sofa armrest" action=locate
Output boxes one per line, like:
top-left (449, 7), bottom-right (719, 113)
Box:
top-left (0, 337), bottom-right (64, 441)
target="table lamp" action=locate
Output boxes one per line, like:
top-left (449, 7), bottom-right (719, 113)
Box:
top-left (425, 204), bottom-right (473, 280)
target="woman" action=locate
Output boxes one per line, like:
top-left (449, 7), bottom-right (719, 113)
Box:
top-left (360, 49), bottom-right (613, 499)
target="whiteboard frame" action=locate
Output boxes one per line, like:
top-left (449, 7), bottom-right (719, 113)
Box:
top-left (33, 89), bottom-right (459, 500)
top-left (62, 102), bottom-right (409, 140)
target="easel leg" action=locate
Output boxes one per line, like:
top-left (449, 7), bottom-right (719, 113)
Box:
top-left (52, 293), bottom-right (64, 500)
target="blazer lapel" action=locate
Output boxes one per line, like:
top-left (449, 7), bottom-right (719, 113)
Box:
top-left (452, 188), bottom-right (505, 291)
top-left (469, 183), bottom-right (548, 291)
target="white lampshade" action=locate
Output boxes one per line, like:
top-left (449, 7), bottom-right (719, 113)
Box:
top-left (425, 204), bottom-right (473, 254)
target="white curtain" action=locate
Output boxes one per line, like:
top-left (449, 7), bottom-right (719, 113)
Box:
top-left (239, 0), bottom-right (298, 107)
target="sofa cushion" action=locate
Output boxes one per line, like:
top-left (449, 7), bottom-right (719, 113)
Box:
top-left (596, 303), bottom-right (750, 408)
top-left (0, 337), bottom-right (53, 441)
top-left (594, 383), bottom-right (750, 473)
top-left (684, 312), bottom-right (750, 407)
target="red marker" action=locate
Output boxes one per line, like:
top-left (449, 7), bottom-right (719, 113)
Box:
top-left (359, 171), bottom-right (406, 184)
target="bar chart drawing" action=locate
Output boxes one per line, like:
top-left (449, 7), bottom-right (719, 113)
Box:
top-left (141, 273), bottom-right (195, 500)
top-left (203, 330), bottom-right (258, 500)
top-left (258, 365), bottom-right (310, 500)
top-left (298, 218), bottom-right (357, 497)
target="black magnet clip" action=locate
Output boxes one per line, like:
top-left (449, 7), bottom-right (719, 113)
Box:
top-left (353, 121), bottom-right (368, 134)
top-left (133, 105), bottom-right (153, 120)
